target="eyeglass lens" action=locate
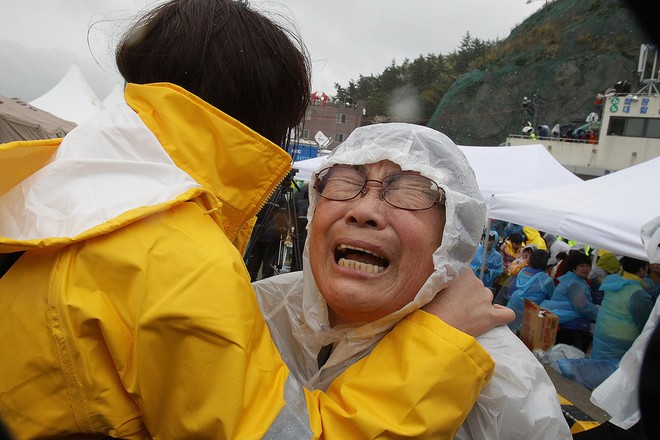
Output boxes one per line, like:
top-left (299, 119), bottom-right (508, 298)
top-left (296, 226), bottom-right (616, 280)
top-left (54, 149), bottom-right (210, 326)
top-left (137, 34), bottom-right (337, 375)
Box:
top-left (316, 166), bottom-right (441, 210)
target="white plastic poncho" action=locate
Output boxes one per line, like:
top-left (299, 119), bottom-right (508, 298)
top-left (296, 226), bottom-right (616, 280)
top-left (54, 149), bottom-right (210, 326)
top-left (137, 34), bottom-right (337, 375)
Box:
top-left (254, 123), bottom-right (571, 439)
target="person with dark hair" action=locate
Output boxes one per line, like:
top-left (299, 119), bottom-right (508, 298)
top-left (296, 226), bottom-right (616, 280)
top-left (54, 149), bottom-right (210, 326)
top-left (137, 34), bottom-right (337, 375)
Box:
top-left (0, 1), bottom-right (512, 438)
top-left (246, 191), bottom-right (288, 281)
top-left (506, 249), bottom-right (556, 331)
top-left (592, 257), bottom-right (653, 361)
top-left (552, 248), bottom-right (586, 283)
top-left (542, 251), bottom-right (599, 351)
top-left (115, 0), bottom-right (309, 147)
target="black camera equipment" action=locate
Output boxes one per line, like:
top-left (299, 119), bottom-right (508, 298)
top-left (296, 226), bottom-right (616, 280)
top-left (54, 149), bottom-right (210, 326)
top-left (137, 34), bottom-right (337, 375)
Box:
top-left (243, 167), bottom-right (305, 279)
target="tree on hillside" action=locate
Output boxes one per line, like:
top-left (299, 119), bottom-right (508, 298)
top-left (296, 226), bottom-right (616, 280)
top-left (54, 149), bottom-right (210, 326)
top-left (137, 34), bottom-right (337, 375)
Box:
top-left (333, 32), bottom-right (495, 125)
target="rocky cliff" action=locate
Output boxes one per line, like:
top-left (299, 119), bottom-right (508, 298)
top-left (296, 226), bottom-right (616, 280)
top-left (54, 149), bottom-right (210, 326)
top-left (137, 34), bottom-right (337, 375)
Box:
top-left (427, 0), bottom-right (650, 146)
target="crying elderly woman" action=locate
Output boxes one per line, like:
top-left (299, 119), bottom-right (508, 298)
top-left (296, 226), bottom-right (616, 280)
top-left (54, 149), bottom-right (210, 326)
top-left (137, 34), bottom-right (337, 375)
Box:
top-left (253, 124), bottom-right (571, 439)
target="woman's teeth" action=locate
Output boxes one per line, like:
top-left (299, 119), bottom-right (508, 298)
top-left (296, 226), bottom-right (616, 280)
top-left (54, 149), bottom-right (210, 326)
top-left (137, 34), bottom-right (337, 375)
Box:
top-left (337, 258), bottom-right (385, 273)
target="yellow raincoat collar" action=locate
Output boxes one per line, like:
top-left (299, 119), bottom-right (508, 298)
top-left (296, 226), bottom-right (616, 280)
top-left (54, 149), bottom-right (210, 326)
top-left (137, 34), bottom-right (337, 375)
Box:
top-left (0, 83), bottom-right (291, 252)
top-left (126, 83), bottom-right (292, 245)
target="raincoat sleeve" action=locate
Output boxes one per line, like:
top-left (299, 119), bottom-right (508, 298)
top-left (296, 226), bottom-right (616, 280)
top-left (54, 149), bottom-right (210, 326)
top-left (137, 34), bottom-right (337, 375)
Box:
top-left (486, 252), bottom-right (504, 283)
top-left (629, 289), bottom-right (653, 331)
top-left (306, 311), bottom-right (495, 439)
top-left (566, 281), bottom-right (599, 321)
top-left (541, 275), bottom-right (557, 300)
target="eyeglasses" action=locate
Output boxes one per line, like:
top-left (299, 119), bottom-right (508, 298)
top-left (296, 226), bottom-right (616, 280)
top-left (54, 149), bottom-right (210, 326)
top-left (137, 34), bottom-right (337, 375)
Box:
top-left (314, 165), bottom-right (445, 211)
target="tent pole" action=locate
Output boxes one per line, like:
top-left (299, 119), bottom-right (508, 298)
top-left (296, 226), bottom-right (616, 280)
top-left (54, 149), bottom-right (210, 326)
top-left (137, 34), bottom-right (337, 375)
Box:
top-left (479, 218), bottom-right (492, 282)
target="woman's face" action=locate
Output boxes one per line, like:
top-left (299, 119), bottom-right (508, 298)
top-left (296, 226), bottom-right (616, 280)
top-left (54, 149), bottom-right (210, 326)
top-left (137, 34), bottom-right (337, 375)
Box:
top-left (574, 263), bottom-right (592, 279)
top-left (309, 160), bottom-right (446, 325)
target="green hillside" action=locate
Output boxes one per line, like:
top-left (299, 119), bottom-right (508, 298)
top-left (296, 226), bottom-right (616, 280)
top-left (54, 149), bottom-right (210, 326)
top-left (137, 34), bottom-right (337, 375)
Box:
top-left (427, 0), bottom-right (648, 145)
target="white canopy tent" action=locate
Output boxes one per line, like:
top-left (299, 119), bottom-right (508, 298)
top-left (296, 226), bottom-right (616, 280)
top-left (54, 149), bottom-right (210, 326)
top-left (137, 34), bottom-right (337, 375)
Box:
top-left (292, 155), bottom-right (327, 182)
top-left (487, 156), bottom-right (660, 260)
top-left (102, 83), bottom-right (126, 109)
top-left (30, 64), bottom-right (103, 125)
top-left (458, 144), bottom-right (582, 200)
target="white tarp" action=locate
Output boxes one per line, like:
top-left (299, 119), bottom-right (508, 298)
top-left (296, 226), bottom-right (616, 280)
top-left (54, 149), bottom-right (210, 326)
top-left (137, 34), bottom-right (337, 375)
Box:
top-left (459, 144), bottom-right (582, 200)
top-left (30, 64), bottom-right (103, 125)
top-left (292, 155), bottom-right (327, 182)
top-left (293, 144), bottom-right (581, 206)
top-left (487, 156), bottom-right (660, 260)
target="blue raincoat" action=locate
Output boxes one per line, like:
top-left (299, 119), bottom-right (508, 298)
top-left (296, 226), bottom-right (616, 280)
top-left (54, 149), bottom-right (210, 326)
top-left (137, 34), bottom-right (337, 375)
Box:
top-left (591, 273), bottom-right (654, 360)
top-left (541, 271), bottom-right (599, 324)
top-left (470, 231), bottom-right (504, 288)
top-left (506, 267), bottom-right (556, 331)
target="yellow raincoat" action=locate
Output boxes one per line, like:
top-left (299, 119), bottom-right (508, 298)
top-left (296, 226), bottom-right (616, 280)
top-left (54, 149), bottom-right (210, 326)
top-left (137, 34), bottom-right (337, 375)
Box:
top-left (523, 227), bottom-right (547, 251)
top-left (0, 83), bottom-right (494, 439)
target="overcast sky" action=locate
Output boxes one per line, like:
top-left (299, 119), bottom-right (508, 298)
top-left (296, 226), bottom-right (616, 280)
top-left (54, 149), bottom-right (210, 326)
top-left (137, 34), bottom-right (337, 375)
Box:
top-left (0, 0), bottom-right (544, 102)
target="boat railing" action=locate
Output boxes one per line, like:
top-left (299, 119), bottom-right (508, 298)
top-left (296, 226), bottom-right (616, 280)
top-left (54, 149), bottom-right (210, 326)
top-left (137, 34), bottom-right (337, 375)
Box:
top-left (507, 134), bottom-right (597, 145)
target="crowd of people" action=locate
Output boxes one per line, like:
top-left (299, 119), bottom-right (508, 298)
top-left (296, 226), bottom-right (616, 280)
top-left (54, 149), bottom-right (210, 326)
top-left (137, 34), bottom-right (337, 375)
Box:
top-left (474, 224), bottom-right (658, 390)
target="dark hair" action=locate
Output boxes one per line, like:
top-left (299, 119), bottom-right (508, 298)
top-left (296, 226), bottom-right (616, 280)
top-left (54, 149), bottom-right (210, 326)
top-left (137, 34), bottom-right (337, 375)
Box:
top-left (620, 256), bottom-right (649, 274)
top-left (116, 0), bottom-right (311, 147)
top-left (567, 251), bottom-right (592, 272)
top-left (530, 249), bottom-right (550, 270)
top-left (509, 233), bottom-right (523, 244)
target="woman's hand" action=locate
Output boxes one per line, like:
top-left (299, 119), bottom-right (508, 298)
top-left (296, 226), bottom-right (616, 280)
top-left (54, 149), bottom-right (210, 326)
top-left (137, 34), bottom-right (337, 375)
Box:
top-left (422, 270), bottom-right (514, 337)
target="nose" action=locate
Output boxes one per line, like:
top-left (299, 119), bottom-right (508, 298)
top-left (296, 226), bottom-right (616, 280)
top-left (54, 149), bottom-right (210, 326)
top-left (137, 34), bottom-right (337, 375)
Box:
top-left (345, 180), bottom-right (388, 228)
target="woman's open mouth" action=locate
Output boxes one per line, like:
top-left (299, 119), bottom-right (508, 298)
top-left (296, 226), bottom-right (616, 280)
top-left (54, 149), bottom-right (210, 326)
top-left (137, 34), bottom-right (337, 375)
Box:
top-left (334, 243), bottom-right (389, 274)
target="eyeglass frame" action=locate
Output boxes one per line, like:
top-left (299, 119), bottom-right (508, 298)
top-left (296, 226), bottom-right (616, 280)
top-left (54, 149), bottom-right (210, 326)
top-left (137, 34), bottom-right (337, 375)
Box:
top-left (313, 164), bottom-right (446, 211)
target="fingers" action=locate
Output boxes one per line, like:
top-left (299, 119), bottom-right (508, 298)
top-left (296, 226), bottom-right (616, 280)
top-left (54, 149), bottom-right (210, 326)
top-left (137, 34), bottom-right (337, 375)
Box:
top-left (421, 270), bottom-right (513, 337)
top-left (491, 304), bottom-right (515, 326)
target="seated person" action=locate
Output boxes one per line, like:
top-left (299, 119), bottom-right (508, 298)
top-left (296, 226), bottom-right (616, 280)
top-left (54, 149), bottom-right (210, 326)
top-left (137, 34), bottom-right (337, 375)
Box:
top-left (644, 261), bottom-right (660, 302)
top-left (592, 257), bottom-right (654, 361)
top-left (493, 232), bottom-right (524, 305)
top-left (588, 250), bottom-right (621, 304)
top-left (552, 248), bottom-right (586, 283)
top-left (500, 232), bottom-right (524, 276)
top-left (253, 123), bottom-right (571, 440)
top-left (542, 252), bottom-right (599, 352)
top-left (549, 250), bottom-right (568, 279)
top-left (506, 249), bottom-right (556, 331)
top-left (543, 233), bottom-right (570, 266)
top-left (470, 230), bottom-right (504, 290)
top-left (508, 243), bottom-right (537, 277)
